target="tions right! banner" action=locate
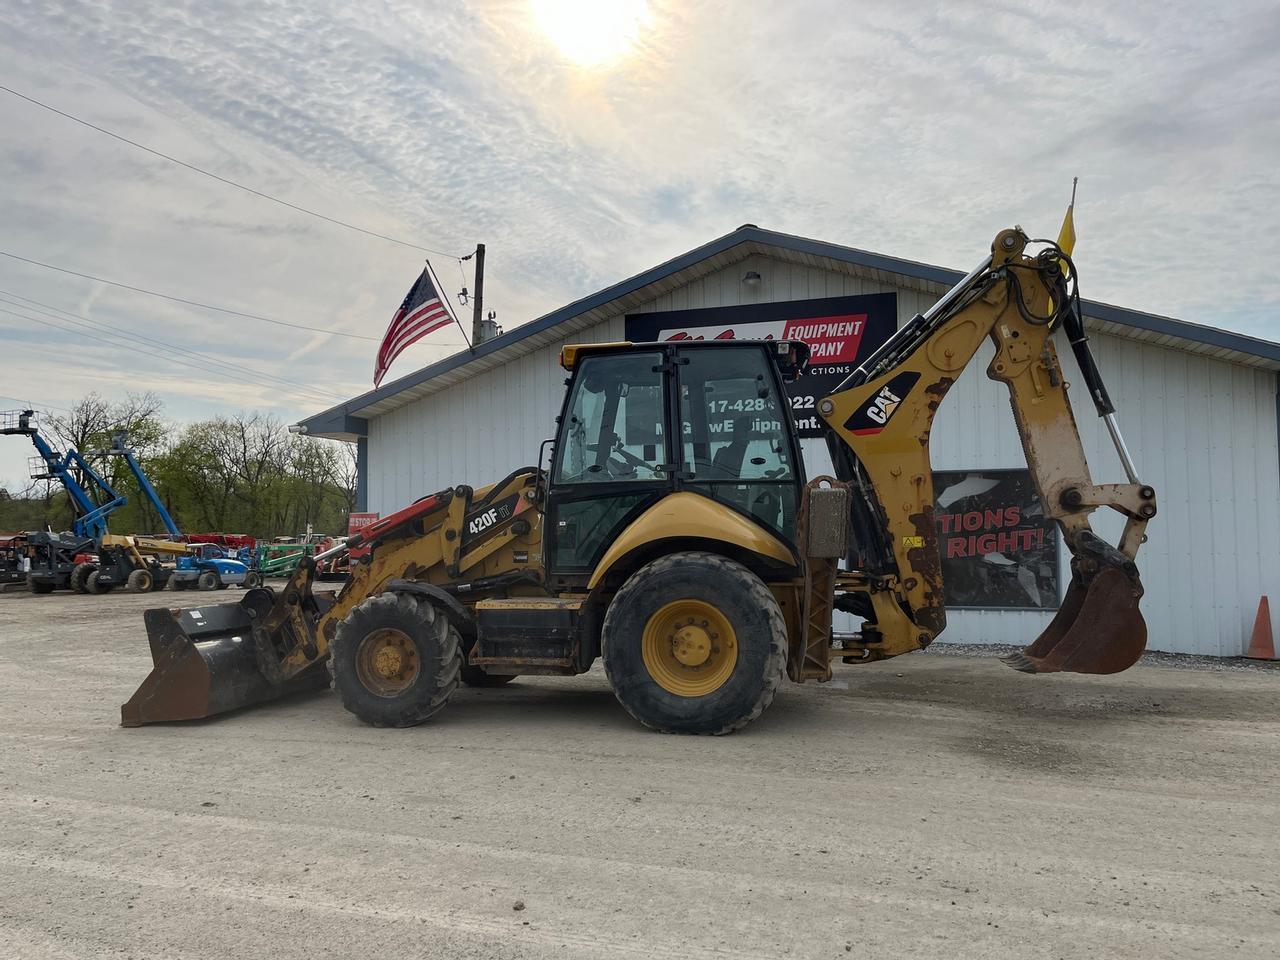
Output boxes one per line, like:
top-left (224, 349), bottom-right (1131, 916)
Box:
top-left (932, 469), bottom-right (1060, 610)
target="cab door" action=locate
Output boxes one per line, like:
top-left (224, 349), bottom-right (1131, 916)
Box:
top-left (672, 344), bottom-right (804, 547)
top-left (546, 350), bottom-right (673, 579)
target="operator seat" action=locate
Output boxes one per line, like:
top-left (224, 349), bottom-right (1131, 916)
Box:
top-left (711, 416), bottom-right (753, 479)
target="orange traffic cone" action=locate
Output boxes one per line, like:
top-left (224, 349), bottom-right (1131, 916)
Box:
top-left (1245, 596), bottom-right (1278, 660)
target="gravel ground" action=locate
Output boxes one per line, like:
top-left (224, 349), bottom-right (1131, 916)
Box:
top-left (926, 641), bottom-right (1280, 673)
top-left (1, 589), bottom-right (1278, 960)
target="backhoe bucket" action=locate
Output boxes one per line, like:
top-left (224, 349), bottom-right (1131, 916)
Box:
top-left (121, 598), bottom-right (329, 726)
top-left (1002, 533), bottom-right (1147, 675)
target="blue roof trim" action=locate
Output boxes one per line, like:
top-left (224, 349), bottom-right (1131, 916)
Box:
top-left (300, 224), bottom-right (1280, 437)
top-left (300, 410), bottom-right (367, 438)
top-left (1081, 299), bottom-right (1280, 362)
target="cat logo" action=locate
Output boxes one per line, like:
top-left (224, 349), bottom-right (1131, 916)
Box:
top-left (843, 371), bottom-right (921, 436)
top-left (866, 386), bottom-right (902, 425)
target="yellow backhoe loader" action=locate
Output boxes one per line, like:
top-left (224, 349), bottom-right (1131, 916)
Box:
top-left (122, 226), bottom-right (1157, 733)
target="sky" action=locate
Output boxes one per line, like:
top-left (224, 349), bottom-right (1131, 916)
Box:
top-left (1, 0), bottom-right (1278, 488)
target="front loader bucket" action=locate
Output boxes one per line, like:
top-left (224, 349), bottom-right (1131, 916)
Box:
top-left (121, 600), bottom-right (329, 726)
top-left (1002, 533), bottom-right (1147, 675)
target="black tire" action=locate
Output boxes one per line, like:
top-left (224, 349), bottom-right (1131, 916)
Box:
top-left (197, 570), bottom-right (220, 591)
top-left (27, 574), bottom-right (55, 595)
top-left (329, 592), bottom-right (462, 727)
top-left (85, 570), bottom-right (112, 594)
top-left (243, 571), bottom-right (263, 590)
top-left (70, 562), bottom-right (96, 594)
top-left (602, 551), bottom-right (787, 735)
top-left (127, 568), bottom-right (154, 593)
top-left (461, 665), bottom-right (517, 687)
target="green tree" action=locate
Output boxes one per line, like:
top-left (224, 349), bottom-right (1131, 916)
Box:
top-left (5, 395), bottom-right (356, 540)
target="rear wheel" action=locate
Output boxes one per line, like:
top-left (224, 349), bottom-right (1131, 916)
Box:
top-left (85, 570), bottom-right (112, 594)
top-left (27, 574), bottom-right (55, 595)
top-left (243, 571), bottom-right (263, 590)
top-left (602, 551), bottom-right (787, 735)
top-left (329, 592), bottom-right (462, 727)
top-left (197, 570), bottom-right (220, 591)
top-left (127, 568), bottom-right (154, 593)
top-left (70, 562), bottom-right (96, 594)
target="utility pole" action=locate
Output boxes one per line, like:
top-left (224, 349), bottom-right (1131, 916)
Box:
top-left (470, 243), bottom-right (486, 347)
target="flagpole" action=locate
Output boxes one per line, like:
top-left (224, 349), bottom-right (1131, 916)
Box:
top-left (424, 258), bottom-right (472, 352)
top-left (470, 243), bottom-right (486, 349)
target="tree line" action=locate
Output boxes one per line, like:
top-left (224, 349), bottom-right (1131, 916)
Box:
top-left (0, 393), bottom-right (355, 539)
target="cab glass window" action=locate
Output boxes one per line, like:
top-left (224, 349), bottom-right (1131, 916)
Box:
top-left (677, 346), bottom-right (798, 538)
top-left (554, 352), bottom-right (665, 484)
top-left (678, 347), bottom-right (794, 481)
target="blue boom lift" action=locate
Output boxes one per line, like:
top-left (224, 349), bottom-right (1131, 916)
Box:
top-left (90, 430), bottom-right (250, 593)
top-left (102, 430), bottom-right (181, 537)
top-left (3, 412), bottom-right (250, 594)
top-left (1, 409), bottom-right (125, 592)
top-left (2, 409), bottom-right (125, 539)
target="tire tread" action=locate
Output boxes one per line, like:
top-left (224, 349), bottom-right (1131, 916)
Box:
top-left (330, 592), bottom-right (462, 727)
top-left (602, 551), bottom-right (787, 736)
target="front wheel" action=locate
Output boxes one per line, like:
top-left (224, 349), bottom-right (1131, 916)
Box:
top-left (329, 592), bottom-right (462, 727)
top-left (127, 568), bottom-right (154, 593)
top-left (243, 571), bottom-right (263, 590)
top-left (197, 570), bottom-right (220, 591)
top-left (602, 551), bottom-right (787, 735)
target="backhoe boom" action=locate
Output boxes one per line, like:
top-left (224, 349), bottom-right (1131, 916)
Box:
top-left (818, 228), bottom-right (1155, 673)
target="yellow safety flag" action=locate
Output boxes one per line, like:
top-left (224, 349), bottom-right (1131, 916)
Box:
top-left (1057, 202), bottom-right (1076, 258)
top-left (1055, 177), bottom-right (1078, 277)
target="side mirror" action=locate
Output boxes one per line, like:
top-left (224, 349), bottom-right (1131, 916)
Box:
top-left (536, 437), bottom-right (556, 500)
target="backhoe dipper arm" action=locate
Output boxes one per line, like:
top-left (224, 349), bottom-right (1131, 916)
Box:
top-left (819, 228), bottom-right (1156, 674)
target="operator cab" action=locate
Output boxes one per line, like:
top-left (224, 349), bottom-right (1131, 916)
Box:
top-left (547, 340), bottom-right (809, 581)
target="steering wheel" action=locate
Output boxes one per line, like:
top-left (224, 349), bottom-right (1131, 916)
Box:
top-left (586, 436), bottom-right (660, 479)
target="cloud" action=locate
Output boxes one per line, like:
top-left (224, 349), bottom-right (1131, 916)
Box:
top-left (0, 0), bottom-right (1277, 486)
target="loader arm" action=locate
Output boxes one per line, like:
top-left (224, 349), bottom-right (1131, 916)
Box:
top-left (121, 471), bottom-right (544, 725)
top-left (819, 227), bottom-right (1156, 673)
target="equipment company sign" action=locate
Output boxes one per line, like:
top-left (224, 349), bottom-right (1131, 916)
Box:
top-left (625, 293), bottom-right (897, 438)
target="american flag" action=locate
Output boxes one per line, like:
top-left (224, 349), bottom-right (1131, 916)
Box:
top-left (374, 261), bottom-right (458, 387)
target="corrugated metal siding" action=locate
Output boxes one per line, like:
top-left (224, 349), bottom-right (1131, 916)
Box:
top-left (367, 255), bottom-right (1280, 657)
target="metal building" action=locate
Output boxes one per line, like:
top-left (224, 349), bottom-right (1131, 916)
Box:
top-left (299, 225), bottom-right (1280, 658)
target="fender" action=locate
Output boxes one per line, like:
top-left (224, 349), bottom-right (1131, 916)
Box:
top-left (384, 578), bottom-right (477, 642)
top-left (587, 492), bottom-right (797, 590)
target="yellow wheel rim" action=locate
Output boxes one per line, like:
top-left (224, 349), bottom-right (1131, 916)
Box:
top-left (355, 628), bottom-right (421, 697)
top-left (641, 599), bottom-right (737, 697)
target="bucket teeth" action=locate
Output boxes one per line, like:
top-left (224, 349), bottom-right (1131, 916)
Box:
top-left (1003, 564), bottom-right (1146, 676)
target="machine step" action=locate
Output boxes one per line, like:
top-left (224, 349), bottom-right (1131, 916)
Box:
top-left (472, 597), bottom-right (589, 673)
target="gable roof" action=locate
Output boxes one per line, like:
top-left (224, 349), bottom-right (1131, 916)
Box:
top-left (300, 224), bottom-right (1280, 440)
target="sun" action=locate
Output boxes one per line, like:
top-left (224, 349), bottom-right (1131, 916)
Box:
top-left (529, 0), bottom-right (650, 67)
